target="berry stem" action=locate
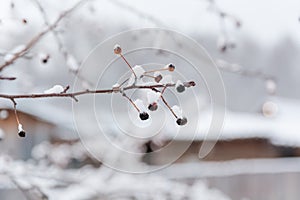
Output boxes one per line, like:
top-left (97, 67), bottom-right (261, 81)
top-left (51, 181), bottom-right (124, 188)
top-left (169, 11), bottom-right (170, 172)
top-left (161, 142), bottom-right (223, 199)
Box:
top-left (12, 101), bottom-right (20, 125)
top-left (122, 92), bottom-right (140, 112)
top-left (144, 68), bottom-right (169, 74)
top-left (160, 95), bottom-right (178, 119)
top-left (120, 54), bottom-right (137, 78)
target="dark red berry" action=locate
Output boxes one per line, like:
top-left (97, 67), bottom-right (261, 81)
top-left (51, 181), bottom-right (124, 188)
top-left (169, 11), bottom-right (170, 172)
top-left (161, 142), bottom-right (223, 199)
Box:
top-left (42, 58), bottom-right (48, 64)
top-left (148, 103), bottom-right (158, 111)
top-left (154, 74), bottom-right (162, 83)
top-left (139, 112), bottom-right (149, 120)
top-left (41, 54), bottom-right (49, 64)
top-left (114, 45), bottom-right (122, 54)
top-left (22, 19), bottom-right (27, 24)
top-left (184, 81), bottom-right (196, 87)
top-left (176, 117), bottom-right (187, 126)
top-left (168, 63), bottom-right (175, 72)
top-left (18, 130), bottom-right (26, 137)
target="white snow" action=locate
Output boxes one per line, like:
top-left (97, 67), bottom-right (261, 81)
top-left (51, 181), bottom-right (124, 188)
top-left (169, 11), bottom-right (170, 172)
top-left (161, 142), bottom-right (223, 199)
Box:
top-left (160, 75), bottom-right (173, 84)
top-left (112, 83), bottom-right (120, 88)
top-left (0, 110), bottom-right (9, 120)
top-left (44, 85), bottom-right (64, 94)
top-left (66, 54), bottom-right (79, 71)
top-left (265, 79), bottom-right (277, 94)
top-left (17, 124), bottom-right (24, 132)
top-left (147, 90), bottom-right (161, 104)
top-left (134, 99), bottom-right (147, 112)
top-left (171, 105), bottom-right (183, 118)
top-left (38, 53), bottom-right (49, 62)
top-left (175, 80), bottom-right (184, 88)
top-left (113, 44), bottom-right (121, 50)
top-left (132, 65), bottom-right (145, 78)
top-left (158, 157), bottom-right (300, 179)
top-left (3, 45), bottom-right (26, 61)
top-left (3, 54), bottom-right (14, 62)
top-left (154, 71), bottom-right (162, 77)
top-left (163, 97), bottom-right (300, 147)
top-left (164, 63), bottom-right (173, 69)
top-left (127, 65), bottom-right (145, 86)
top-left (0, 128), bottom-right (5, 140)
top-left (11, 45), bottom-right (26, 54)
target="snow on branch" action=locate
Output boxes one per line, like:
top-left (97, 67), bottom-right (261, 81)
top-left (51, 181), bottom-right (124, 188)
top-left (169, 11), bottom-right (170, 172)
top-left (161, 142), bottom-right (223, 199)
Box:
top-left (0, 45), bottom-right (196, 138)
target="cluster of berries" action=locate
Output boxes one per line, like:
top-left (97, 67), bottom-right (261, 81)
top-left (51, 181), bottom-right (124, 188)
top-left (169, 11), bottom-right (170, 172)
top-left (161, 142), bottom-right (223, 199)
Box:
top-left (114, 45), bottom-right (195, 126)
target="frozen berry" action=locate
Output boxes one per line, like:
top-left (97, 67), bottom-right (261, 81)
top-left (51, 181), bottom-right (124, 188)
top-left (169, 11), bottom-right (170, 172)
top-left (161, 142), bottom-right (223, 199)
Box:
top-left (184, 81), bottom-right (196, 87)
top-left (176, 117), bottom-right (187, 126)
top-left (148, 103), bottom-right (158, 111)
top-left (154, 74), bottom-right (162, 83)
top-left (113, 44), bottom-right (122, 54)
top-left (18, 130), bottom-right (26, 137)
top-left (139, 112), bottom-right (149, 120)
top-left (41, 55), bottom-right (50, 64)
top-left (22, 19), bottom-right (27, 24)
top-left (176, 84), bottom-right (185, 93)
top-left (167, 63), bottom-right (175, 72)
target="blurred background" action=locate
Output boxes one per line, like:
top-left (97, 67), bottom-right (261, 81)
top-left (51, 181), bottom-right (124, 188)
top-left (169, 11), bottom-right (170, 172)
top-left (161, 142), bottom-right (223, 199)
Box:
top-left (0, 0), bottom-right (300, 199)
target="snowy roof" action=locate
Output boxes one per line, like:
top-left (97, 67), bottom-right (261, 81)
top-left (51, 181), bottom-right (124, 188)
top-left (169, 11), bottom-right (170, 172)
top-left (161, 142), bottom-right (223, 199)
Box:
top-left (158, 157), bottom-right (300, 179)
top-left (163, 97), bottom-right (300, 147)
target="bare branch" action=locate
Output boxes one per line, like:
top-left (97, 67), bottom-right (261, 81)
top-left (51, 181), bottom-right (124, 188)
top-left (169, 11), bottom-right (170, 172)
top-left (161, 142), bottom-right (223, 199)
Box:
top-left (33, 0), bottom-right (93, 87)
top-left (0, 0), bottom-right (92, 72)
top-left (0, 81), bottom-right (195, 102)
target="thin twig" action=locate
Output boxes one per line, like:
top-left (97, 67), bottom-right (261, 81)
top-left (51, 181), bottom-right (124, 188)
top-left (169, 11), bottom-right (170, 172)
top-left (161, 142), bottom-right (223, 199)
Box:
top-left (144, 68), bottom-right (168, 74)
top-left (0, 0), bottom-right (91, 72)
top-left (120, 54), bottom-right (137, 78)
top-left (33, 0), bottom-right (93, 87)
top-left (13, 103), bottom-right (20, 125)
top-left (151, 85), bottom-right (178, 118)
top-left (161, 95), bottom-right (178, 119)
top-left (122, 92), bottom-right (140, 112)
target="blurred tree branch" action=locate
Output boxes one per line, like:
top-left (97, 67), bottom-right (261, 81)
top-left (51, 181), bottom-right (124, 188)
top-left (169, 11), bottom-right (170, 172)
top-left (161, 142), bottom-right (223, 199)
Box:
top-left (0, 0), bottom-right (92, 73)
top-left (33, 0), bottom-right (93, 87)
